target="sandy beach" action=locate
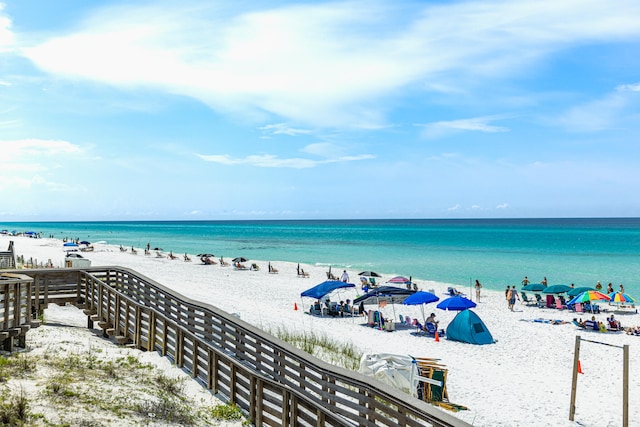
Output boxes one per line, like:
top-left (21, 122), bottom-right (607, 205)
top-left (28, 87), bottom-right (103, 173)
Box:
top-left (4, 235), bottom-right (639, 427)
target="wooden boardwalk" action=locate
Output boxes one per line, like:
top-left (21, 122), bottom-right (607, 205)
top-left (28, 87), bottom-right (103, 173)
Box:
top-left (4, 266), bottom-right (471, 427)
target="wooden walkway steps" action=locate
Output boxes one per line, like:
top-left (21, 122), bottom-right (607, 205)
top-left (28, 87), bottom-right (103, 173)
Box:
top-left (4, 267), bottom-right (471, 427)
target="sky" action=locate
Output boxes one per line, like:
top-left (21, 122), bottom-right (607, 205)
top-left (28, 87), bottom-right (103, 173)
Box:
top-left (1, 0), bottom-right (639, 221)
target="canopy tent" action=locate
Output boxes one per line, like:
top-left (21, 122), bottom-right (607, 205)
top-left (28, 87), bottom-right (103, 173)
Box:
top-left (446, 309), bottom-right (495, 345)
top-left (301, 280), bottom-right (355, 300)
top-left (353, 286), bottom-right (416, 305)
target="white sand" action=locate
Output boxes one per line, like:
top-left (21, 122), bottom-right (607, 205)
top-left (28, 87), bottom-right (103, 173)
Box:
top-left (5, 235), bottom-right (639, 427)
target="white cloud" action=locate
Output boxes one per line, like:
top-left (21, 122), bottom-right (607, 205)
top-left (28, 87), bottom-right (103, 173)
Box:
top-left (19, 0), bottom-right (640, 129)
top-left (496, 203), bottom-right (509, 209)
top-left (260, 123), bottom-right (312, 136)
top-left (554, 84), bottom-right (640, 132)
top-left (447, 204), bottom-right (461, 211)
top-left (0, 139), bottom-right (83, 161)
top-left (616, 82), bottom-right (640, 92)
top-left (418, 116), bottom-right (509, 139)
top-left (0, 5), bottom-right (14, 53)
top-left (197, 152), bottom-right (374, 168)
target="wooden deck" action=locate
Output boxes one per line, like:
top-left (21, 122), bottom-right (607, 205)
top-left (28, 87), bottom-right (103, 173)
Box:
top-left (5, 266), bottom-right (471, 427)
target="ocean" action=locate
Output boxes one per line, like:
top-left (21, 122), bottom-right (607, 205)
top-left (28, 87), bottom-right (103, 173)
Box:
top-left (2, 218), bottom-right (640, 295)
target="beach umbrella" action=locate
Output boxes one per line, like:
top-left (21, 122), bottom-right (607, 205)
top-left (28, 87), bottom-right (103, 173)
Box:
top-left (232, 257), bottom-right (248, 263)
top-left (567, 286), bottom-right (595, 297)
top-left (63, 242), bottom-right (78, 247)
top-left (402, 292), bottom-right (440, 324)
top-left (387, 276), bottom-right (411, 284)
top-left (608, 292), bottom-right (636, 304)
top-left (567, 290), bottom-right (611, 305)
top-left (79, 241), bottom-right (91, 245)
top-left (358, 271), bottom-right (382, 277)
top-left (197, 253), bottom-right (215, 258)
top-left (522, 283), bottom-right (546, 292)
top-left (153, 247), bottom-right (163, 251)
top-left (436, 296), bottom-right (476, 311)
top-left (542, 284), bottom-right (572, 294)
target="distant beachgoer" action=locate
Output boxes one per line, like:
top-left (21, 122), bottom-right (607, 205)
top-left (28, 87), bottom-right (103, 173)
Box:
top-left (505, 286), bottom-right (511, 308)
top-left (607, 283), bottom-right (614, 294)
top-left (508, 285), bottom-right (519, 311)
top-left (595, 281), bottom-right (602, 291)
top-left (522, 276), bottom-right (530, 286)
top-left (341, 270), bottom-right (349, 283)
top-left (426, 312), bottom-right (439, 328)
top-left (570, 283), bottom-right (574, 288)
top-left (541, 277), bottom-right (547, 286)
top-left (146, 242), bottom-right (150, 251)
top-left (475, 280), bottom-right (482, 302)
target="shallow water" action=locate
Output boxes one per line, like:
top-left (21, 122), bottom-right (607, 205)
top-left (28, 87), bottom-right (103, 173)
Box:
top-left (3, 218), bottom-right (640, 294)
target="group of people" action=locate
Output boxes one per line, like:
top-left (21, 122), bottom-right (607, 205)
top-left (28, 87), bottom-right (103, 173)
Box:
top-left (574, 314), bottom-right (622, 332)
top-left (311, 298), bottom-right (356, 317)
top-left (505, 285), bottom-right (521, 311)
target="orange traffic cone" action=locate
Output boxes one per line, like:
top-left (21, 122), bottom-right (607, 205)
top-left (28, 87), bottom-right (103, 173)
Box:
top-left (294, 302), bottom-right (298, 311)
top-left (435, 331), bottom-right (440, 342)
top-left (577, 360), bottom-right (583, 374)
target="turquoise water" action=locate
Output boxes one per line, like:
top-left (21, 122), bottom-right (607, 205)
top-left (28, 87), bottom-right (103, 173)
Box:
top-left (3, 218), bottom-right (640, 294)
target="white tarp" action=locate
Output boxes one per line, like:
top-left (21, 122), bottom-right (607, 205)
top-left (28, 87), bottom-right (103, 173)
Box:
top-left (358, 353), bottom-right (419, 397)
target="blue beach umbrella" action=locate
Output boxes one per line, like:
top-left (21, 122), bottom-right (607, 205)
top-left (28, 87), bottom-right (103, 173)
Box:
top-left (542, 284), bottom-right (572, 294)
top-left (437, 296), bottom-right (476, 311)
top-left (522, 283), bottom-right (546, 292)
top-left (403, 291), bottom-right (440, 323)
top-left (402, 291), bottom-right (440, 306)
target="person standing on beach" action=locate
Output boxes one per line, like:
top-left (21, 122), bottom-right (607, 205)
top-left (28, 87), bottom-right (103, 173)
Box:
top-left (341, 270), bottom-right (349, 283)
top-left (508, 285), bottom-right (519, 311)
top-left (505, 286), bottom-right (511, 309)
top-left (475, 280), bottom-right (482, 302)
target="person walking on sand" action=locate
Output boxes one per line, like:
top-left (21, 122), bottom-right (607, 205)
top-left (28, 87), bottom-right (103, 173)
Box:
top-left (341, 270), bottom-right (349, 283)
top-left (475, 279), bottom-right (482, 302)
top-left (505, 286), bottom-right (511, 309)
top-left (508, 285), bottom-right (519, 311)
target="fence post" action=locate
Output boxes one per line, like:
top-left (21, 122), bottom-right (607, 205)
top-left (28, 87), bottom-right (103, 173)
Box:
top-left (569, 335), bottom-right (580, 421)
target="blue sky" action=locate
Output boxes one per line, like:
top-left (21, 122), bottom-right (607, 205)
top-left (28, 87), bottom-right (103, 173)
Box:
top-left (1, 0), bottom-right (639, 221)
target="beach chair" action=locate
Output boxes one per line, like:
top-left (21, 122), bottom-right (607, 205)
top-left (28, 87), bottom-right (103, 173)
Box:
top-left (424, 322), bottom-right (445, 337)
top-left (297, 268), bottom-right (310, 278)
top-left (327, 271), bottom-right (338, 280)
top-left (399, 314), bottom-right (405, 324)
top-left (268, 263), bottom-right (279, 274)
top-left (574, 302), bottom-right (583, 313)
top-left (250, 263), bottom-right (260, 271)
top-left (521, 292), bottom-right (538, 306)
top-left (555, 298), bottom-right (565, 310)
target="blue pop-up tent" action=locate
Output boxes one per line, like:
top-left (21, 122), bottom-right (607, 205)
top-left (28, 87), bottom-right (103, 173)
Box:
top-left (301, 280), bottom-right (355, 300)
top-left (446, 309), bottom-right (495, 345)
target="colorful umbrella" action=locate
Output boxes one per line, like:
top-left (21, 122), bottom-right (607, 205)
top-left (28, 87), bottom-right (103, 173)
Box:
top-left (567, 290), bottom-right (610, 305)
top-left (567, 286), bottom-right (595, 297)
top-left (387, 276), bottom-right (411, 284)
top-left (608, 292), bottom-right (636, 304)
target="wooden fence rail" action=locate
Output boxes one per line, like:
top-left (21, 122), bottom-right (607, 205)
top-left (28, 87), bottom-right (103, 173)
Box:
top-left (11, 267), bottom-right (470, 427)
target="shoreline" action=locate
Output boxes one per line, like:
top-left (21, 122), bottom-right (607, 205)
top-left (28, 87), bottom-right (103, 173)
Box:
top-left (3, 235), bottom-right (639, 426)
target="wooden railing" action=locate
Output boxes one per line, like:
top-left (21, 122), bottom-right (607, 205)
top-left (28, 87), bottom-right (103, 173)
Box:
top-left (0, 241), bottom-right (16, 269)
top-left (0, 272), bottom-right (40, 350)
top-left (14, 267), bottom-right (470, 427)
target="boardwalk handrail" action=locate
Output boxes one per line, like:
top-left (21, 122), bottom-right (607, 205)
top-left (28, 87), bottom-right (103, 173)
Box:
top-left (16, 266), bottom-right (471, 427)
